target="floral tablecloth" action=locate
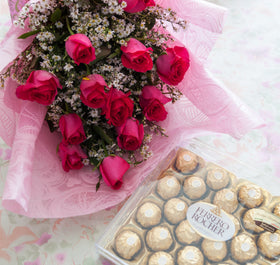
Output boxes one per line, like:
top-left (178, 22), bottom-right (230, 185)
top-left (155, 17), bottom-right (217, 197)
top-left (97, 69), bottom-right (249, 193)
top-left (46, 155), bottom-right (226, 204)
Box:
top-left (1, 0), bottom-right (280, 264)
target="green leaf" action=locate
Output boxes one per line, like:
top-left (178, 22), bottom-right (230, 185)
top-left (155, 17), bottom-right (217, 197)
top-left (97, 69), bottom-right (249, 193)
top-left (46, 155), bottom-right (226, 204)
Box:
top-left (18, 30), bottom-right (40, 39)
top-left (96, 174), bottom-right (102, 192)
top-left (96, 182), bottom-right (100, 192)
top-left (51, 8), bottom-right (62, 23)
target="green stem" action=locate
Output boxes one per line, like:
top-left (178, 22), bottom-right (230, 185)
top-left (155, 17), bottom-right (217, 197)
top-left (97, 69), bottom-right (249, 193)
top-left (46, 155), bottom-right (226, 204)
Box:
top-left (92, 160), bottom-right (102, 171)
top-left (85, 64), bottom-right (91, 76)
top-left (64, 102), bottom-right (70, 113)
top-left (102, 141), bottom-right (109, 157)
top-left (107, 49), bottom-right (121, 59)
top-left (96, 174), bottom-right (102, 191)
top-left (92, 125), bottom-right (113, 145)
top-left (66, 17), bottom-right (74, 35)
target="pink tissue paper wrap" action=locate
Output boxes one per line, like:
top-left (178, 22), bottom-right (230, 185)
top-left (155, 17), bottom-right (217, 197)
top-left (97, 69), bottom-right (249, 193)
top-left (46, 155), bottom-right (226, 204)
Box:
top-left (0, 0), bottom-right (262, 218)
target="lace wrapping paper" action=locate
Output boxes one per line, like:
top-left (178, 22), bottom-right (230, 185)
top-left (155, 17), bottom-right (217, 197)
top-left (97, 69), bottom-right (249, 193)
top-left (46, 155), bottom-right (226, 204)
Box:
top-left (0, 0), bottom-right (262, 218)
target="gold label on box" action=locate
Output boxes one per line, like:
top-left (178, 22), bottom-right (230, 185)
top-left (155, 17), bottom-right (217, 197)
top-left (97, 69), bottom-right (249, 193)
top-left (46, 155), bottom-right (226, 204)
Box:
top-left (253, 209), bottom-right (280, 233)
top-left (186, 202), bottom-right (236, 241)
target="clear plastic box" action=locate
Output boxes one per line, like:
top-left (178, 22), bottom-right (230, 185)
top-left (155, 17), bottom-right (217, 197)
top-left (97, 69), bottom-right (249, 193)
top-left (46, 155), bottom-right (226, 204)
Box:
top-left (96, 139), bottom-right (280, 265)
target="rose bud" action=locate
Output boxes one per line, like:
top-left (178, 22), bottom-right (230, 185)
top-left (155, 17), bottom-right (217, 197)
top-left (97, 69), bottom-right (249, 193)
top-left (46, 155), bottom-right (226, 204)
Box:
top-left (156, 46), bottom-right (190, 86)
top-left (120, 0), bottom-right (155, 13)
top-left (104, 87), bottom-right (134, 127)
top-left (140, 86), bottom-right (172, 121)
top-left (59, 113), bottom-right (86, 145)
top-left (117, 118), bottom-right (144, 151)
top-left (16, 70), bottom-right (62, 106)
top-left (58, 143), bottom-right (87, 172)
top-left (65, 33), bottom-right (96, 65)
top-left (100, 155), bottom-right (130, 190)
top-left (121, 38), bottom-right (153, 73)
top-left (80, 74), bottom-right (108, 109)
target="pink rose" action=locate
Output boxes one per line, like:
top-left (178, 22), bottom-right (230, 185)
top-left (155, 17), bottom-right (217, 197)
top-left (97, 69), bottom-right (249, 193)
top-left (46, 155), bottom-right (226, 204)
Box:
top-left (140, 86), bottom-right (172, 121)
top-left (117, 118), bottom-right (144, 151)
top-left (120, 0), bottom-right (155, 13)
top-left (65, 34), bottom-right (96, 65)
top-left (121, 38), bottom-right (153, 73)
top-left (156, 46), bottom-right (190, 86)
top-left (16, 70), bottom-right (62, 105)
top-left (100, 155), bottom-right (130, 190)
top-left (104, 87), bottom-right (134, 127)
top-left (80, 74), bottom-right (108, 108)
top-left (59, 113), bottom-right (86, 145)
top-left (58, 143), bottom-right (87, 172)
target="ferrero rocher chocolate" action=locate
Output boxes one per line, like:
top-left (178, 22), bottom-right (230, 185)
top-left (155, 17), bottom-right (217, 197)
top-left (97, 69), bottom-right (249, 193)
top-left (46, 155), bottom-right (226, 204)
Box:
top-left (258, 232), bottom-right (280, 259)
top-left (136, 202), bottom-right (162, 228)
top-left (213, 188), bottom-right (238, 213)
top-left (146, 226), bottom-right (173, 251)
top-left (175, 149), bottom-right (198, 174)
top-left (164, 198), bottom-right (188, 224)
top-left (273, 203), bottom-right (280, 217)
top-left (175, 220), bottom-right (201, 245)
top-left (183, 176), bottom-right (206, 200)
top-left (148, 251), bottom-right (174, 265)
top-left (231, 233), bottom-right (258, 263)
top-left (156, 174), bottom-right (181, 200)
top-left (177, 246), bottom-right (204, 265)
top-left (243, 209), bottom-right (264, 233)
top-left (201, 239), bottom-right (227, 262)
top-left (206, 168), bottom-right (230, 190)
top-left (238, 184), bottom-right (264, 208)
top-left (114, 230), bottom-right (142, 260)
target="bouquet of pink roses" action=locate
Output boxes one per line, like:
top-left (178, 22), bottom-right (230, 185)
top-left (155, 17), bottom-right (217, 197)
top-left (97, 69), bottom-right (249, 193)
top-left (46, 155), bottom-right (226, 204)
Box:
top-left (2, 0), bottom-right (190, 190)
top-left (0, 0), bottom-right (261, 218)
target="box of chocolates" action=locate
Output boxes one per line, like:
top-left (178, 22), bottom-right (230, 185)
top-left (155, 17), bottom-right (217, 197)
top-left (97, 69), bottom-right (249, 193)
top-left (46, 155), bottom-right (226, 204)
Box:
top-left (96, 141), bottom-right (280, 265)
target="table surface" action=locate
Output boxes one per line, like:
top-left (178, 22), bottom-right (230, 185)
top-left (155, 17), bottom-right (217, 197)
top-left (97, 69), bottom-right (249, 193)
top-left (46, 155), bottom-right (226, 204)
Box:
top-left (1, 0), bottom-right (280, 264)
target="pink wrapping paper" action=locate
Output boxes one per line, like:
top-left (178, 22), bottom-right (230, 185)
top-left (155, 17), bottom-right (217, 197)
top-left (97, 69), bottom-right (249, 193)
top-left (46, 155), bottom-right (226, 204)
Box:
top-left (0, 0), bottom-right (262, 218)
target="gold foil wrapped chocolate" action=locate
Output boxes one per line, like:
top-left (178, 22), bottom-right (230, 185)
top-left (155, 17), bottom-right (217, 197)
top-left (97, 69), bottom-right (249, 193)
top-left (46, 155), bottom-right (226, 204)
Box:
top-left (231, 233), bottom-right (258, 263)
top-left (213, 188), bottom-right (238, 213)
top-left (148, 251), bottom-right (174, 265)
top-left (156, 174), bottom-right (181, 200)
top-left (238, 184), bottom-right (264, 208)
top-left (136, 202), bottom-right (162, 228)
top-left (177, 246), bottom-right (204, 265)
top-left (114, 230), bottom-right (142, 260)
top-left (258, 232), bottom-right (280, 259)
top-left (145, 225), bottom-right (173, 251)
top-left (243, 209), bottom-right (264, 233)
top-left (175, 149), bottom-right (198, 174)
top-left (175, 220), bottom-right (201, 245)
top-left (164, 198), bottom-right (188, 224)
top-left (206, 167), bottom-right (230, 190)
top-left (274, 203), bottom-right (280, 217)
top-left (201, 239), bottom-right (227, 262)
top-left (183, 176), bottom-right (207, 200)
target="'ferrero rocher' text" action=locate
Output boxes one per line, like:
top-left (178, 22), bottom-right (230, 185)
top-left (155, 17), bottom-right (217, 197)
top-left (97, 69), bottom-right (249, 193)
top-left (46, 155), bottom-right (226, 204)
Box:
top-left (191, 207), bottom-right (230, 237)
